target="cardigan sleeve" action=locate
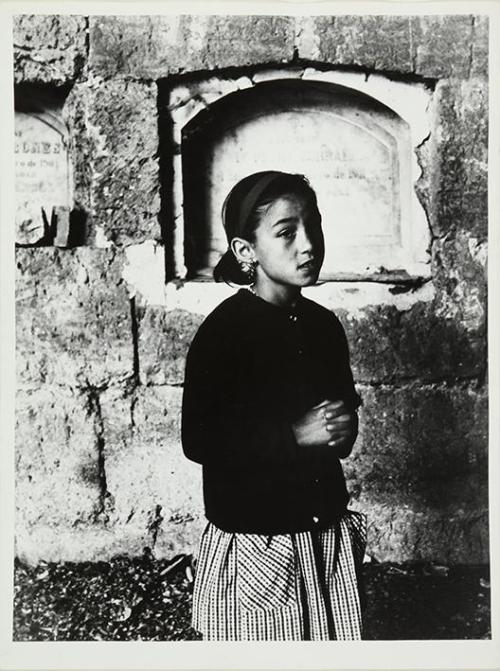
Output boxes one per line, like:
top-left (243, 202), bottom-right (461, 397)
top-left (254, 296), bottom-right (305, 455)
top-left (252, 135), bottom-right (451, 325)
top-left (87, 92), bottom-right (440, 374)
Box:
top-left (329, 313), bottom-right (362, 413)
top-left (181, 321), bottom-right (300, 468)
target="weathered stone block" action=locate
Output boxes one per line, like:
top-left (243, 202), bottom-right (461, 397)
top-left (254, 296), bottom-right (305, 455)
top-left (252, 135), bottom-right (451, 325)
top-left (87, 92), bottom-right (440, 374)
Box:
top-left (471, 15), bottom-right (489, 78)
top-left (138, 307), bottom-right (204, 386)
top-left (411, 15), bottom-right (474, 79)
top-left (99, 385), bottom-right (204, 557)
top-left (89, 16), bottom-right (191, 78)
top-left (15, 386), bottom-right (101, 548)
top-left (71, 78), bottom-right (161, 245)
top-left (13, 14), bottom-right (87, 84)
top-left (12, 10), bottom-right (491, 569)
top-left (352, 502), bottom-right (489, 563)
top-left (308, 15), bottom-right (413, 72)
top-left (430, 79), bottom-right (488, 240)
top-left (65, 79), bottom-right (162, 245)
top-left (345, 384), bottom-right (488, 509)
top-left (459, 80), bottom-right (489, 236)
top-left (201, 15), bottom-right (295, 69)
top-left (344, 383), bottom-right (489, 562)
top-left (339, 296), bottom-right (485, 385)
top-left (16, 248), bottom-right (134, 388)
top-left (89, 15), bottom-right (295, 78)
top-left (432, 231), bottom-right (487, 335)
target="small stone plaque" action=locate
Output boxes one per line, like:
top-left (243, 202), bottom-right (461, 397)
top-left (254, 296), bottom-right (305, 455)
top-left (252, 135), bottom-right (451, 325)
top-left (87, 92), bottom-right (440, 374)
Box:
top-left (179, 74), bottom-right (421, 279)
top-left (15, 112), bottom-right (71, 245)
top-left (201, 107), bottom-right (408, 277)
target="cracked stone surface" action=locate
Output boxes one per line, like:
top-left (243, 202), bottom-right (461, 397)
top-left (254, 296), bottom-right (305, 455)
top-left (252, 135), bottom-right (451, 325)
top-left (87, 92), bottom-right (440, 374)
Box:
top-left (98, 385), bottom-right (204, 558)
top-left (137, 306), bottom-right (204, 386)
top-left (15, 385), bottom-right (102, 561)
top-left (470, 16), bottom-right (489, 78)
top-left (431, 79), bottom-right (488, 240)
top-left (350, 384), bottom-right (488, 501)
top-left (88, 15), bottom-right (296, 78)
top-left (432, 232), bottom-right (488, 333)
top-left (354, 502), bottom-right (489, 564)
top-left (412, 15), bottom-right (476, 79)
top-left (66, 78), bottom-right (161, 246)
top-left (309, 15), bottom-right (415, 72)
top-left (339, 297), bottom-right (486, 384)
top-left (13, 15), bottom-right (88, 84)
top-left (344, 383), bottom-right (488, 562)
top-left (16, 248), bottom-right (134, 388)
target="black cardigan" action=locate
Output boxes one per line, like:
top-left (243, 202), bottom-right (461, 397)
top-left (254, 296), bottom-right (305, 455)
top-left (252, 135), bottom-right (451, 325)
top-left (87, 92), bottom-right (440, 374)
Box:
top-left (181, 288), bottom-right (361, 534)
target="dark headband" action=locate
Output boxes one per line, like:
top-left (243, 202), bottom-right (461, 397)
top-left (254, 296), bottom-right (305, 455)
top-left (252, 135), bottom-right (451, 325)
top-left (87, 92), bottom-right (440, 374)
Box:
top-left (222, 171), bottom-right (286, 241)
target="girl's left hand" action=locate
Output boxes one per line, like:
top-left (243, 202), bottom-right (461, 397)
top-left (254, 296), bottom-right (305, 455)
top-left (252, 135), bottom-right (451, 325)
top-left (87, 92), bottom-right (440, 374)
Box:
top-left (323, 400), bottom-right (358, 458)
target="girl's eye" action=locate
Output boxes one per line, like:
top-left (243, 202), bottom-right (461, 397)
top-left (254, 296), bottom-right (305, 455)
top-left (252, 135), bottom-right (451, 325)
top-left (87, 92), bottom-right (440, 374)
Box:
top-left (278, 228), bottom-right (295, 239)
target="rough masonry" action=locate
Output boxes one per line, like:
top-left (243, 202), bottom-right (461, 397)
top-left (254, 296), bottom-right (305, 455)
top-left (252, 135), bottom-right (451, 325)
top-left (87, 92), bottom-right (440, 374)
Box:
top-left (14, 14), bottom-right (488, 564)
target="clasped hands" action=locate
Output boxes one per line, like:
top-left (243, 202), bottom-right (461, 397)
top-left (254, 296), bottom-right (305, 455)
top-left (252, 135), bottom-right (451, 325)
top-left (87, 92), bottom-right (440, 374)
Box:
top-left (292, 399), bottom-right (358, 458)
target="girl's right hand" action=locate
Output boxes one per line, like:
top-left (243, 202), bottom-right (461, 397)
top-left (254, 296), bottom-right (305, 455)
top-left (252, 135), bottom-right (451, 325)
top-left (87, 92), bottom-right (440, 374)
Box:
top-left (292, 400), bottom-right (344, 448)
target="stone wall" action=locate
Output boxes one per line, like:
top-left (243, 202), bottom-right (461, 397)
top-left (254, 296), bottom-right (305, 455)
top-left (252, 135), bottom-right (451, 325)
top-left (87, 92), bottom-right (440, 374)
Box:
top-left (14, 14), bottom-right (488, 564)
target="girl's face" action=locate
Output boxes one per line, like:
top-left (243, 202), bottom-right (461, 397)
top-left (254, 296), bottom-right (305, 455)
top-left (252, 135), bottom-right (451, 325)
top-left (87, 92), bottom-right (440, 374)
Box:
top-left (251, 193), bottom-right (324, 295)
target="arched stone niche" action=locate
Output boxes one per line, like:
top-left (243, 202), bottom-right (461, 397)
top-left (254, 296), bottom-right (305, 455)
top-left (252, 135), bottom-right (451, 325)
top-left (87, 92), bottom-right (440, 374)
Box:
top-left (15, 86), bottom-right (73, 246)
top-left (168, 68), bottom-right (432, 283)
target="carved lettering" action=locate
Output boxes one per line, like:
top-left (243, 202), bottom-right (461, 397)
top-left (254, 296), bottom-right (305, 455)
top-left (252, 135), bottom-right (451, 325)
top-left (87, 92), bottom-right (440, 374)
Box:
top-left (15, 111), bottom-right (71, 245)
top-left (199, 107), bottom-right (402, 274)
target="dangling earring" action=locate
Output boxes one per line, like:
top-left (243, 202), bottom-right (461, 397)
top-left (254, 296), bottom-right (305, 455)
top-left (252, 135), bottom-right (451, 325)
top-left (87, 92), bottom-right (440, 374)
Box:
top-left (239, 259), bottom-right (257, 284)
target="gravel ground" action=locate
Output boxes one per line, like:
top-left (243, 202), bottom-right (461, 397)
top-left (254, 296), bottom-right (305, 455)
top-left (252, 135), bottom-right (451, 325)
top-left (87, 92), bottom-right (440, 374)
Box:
top-left (13, 556), bottom-right (490, 641)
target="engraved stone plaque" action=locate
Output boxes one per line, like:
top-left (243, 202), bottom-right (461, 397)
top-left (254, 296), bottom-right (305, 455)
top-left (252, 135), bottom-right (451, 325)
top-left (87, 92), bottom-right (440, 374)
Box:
top-left (15, 111), bottom-right (71, 245)
top-left (181, 80), bottom-right (417, 279)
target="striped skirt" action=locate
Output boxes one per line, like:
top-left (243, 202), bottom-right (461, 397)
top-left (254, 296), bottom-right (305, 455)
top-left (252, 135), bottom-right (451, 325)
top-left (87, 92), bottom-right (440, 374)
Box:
top-left (192, 511), bottom-right (367, 641)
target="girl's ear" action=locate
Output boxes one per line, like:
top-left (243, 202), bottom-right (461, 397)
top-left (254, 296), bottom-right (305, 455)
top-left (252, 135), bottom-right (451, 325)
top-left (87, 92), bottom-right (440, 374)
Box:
top-left (230, 237), bottom-right (256, 264)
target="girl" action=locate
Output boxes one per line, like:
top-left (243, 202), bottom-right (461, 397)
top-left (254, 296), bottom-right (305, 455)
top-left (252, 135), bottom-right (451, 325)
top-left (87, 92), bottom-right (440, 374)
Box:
top-left (181, 171), bottom-right (365, 641)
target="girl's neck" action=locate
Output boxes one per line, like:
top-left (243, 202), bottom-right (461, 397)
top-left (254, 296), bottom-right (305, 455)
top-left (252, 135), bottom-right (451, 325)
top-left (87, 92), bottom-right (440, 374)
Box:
top-left (251, 281), bottom-right (301, 309)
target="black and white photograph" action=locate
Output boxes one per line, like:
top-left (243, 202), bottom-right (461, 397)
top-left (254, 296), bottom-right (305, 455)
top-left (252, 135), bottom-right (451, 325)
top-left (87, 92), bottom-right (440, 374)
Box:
top-left (0, 1), bottom-right (498, 669)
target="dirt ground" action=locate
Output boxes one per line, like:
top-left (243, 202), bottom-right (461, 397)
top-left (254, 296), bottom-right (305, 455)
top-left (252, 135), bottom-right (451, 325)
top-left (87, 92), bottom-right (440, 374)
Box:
top-left (13, 555), bottom-right (490, 641)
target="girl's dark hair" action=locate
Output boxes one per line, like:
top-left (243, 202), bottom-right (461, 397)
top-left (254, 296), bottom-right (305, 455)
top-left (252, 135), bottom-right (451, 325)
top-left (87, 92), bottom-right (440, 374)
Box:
top-left (213, 172), bottom-right (318, 285)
